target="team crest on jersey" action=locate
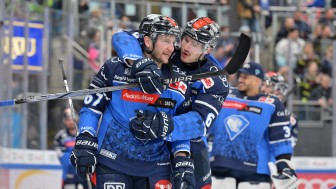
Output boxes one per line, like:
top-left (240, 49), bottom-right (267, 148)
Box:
top-left (168, 82), bottom-right (187, 94)
top-left (104, 182), bottom-right (125, 189)
top-left (224, 115), bottom-right (249, 141)
top-left (201, 78), bottom-right (214, 89)
top-left (258, 96), bottom-right (275, 104)
top-left (122, 90), bottom-right (160, 104)
top-left (155, 180), bottom-right (172, 189)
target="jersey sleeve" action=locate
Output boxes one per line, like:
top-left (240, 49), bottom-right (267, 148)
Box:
top-left (192, 72), bottom-right (229, 130)
top-left (78, 60), bottom-right (115, 136)
top-left (170, 140), bottom-right (191, 156)
top-left (268, 98), bottom-right (293, 157)
top-left (112, 31), bottom-right (143, 64)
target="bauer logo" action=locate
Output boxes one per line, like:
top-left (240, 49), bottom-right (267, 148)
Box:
top-left (155, 180), bottom-right (172, 189)
top-left (104, 182), bottom-right (125, 189)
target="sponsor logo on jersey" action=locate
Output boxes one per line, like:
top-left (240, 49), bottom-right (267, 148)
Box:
top-left (224, 115), bottom-right (249, 141)
top-left (104, 182), bottom-right (125, 189)
top-left (122, 90), bottom-right (160, 104)
top-left (124, 68), bottom-right (131, 75)
top-left (277, 109), bottom-right (290, 117)
top-left (155, 180), bottom-right (172, 189)
top-left (201, 78), bottom-right (214, 89)
top-left (258, 96), bottom-right (275, 104)
top-left (223, 100), bottom-right (247, 109)
top-left (150, 98), bottom-right (176, 109)
top-left (168, 82), bottom-right (187, 94)
top-left (99, 149), bottom-right (117, 160)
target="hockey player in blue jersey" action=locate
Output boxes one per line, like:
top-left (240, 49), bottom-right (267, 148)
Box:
top-left (208, 62), bottom-right (299, 189)
top-left (69, 14), bottom-right (202, 189)
top-left (112, 17), bottom-right (229, 189)
top-left (262, 72), bottom-right (299, 148)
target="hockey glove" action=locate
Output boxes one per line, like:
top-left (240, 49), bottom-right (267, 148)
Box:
top-left (268, 159), bottom-right (299, 189)
top-left (70, 133), bottom-right (98, 181)
top-left (130, 110), bottom-right (174, 141)
top-left (131, 58), bottom-right (164, 94)
top-left (173, 156), bottom-right (195, 189)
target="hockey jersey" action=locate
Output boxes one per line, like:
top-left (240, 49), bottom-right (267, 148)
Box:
top-left (209, 90), bottom-right (293, 175)
top-left (78, 57), bottom-right (204, 177)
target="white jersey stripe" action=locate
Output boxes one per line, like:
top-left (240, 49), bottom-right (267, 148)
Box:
top-left (195, 100), bottom-right (219, 115)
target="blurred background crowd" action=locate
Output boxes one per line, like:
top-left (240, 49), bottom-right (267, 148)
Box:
top-left (0, 0), bottom-right (336, 157)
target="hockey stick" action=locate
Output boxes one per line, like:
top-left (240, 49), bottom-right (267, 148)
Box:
top-left (0, 33), bottom-right (251, 107)
top-left (58, 59), bottom-right (93, 189)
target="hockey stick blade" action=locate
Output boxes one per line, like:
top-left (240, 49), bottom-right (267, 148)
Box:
top-left (0, 33), bottom-right (250, 107)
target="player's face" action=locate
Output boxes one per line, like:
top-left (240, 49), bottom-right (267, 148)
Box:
top-left (261, 81), bottom-right (274, 94)
top-left (180, 35), bottom-right (204, 63)
top-left (151, 34), bottom-right (176, 64)
top-left (238, 73), bottom-right (259, 93)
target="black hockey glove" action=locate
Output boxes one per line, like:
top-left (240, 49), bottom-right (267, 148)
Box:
top-left (70, 133), bottom-right (98, 181)
top-left (131, 58), bottom-right (164, 94)
top-left (173, 156), bottom-right (195, 189)
top-left (130, 110), bottom-right (174, 141)
top-left (268, 159), bottom-right (299, 189)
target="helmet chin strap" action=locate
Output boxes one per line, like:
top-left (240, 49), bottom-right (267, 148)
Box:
top-left (145, 37), bottom-right (157, 54)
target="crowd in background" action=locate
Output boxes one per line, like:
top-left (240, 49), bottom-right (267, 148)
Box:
top-left (4, 0), bottom-right (336, 150)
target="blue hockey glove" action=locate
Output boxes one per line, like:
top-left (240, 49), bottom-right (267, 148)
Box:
top-left (130, 110), bottom-right (174, 141)
top-left (173, 156), bottom-right (195, 189)
top-left (131, 58), bottom-right (164, 94)
top-left (268, 159), bottom-right (299, 189)
top-left (70, 133), bottom-right (98, 181)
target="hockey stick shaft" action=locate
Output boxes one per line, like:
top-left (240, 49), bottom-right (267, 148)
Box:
top-left (0, 33), bottom-right (250, 107)
top-left (59, 59), bottom-right (77, 127)
top-left (58, 59), bottom-right (93, 189)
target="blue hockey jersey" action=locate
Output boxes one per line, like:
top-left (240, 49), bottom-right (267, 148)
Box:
top-left (209, 90), bottom-right (293, 175)
top-left (111, 31), bottom-right (229, 142)
top-left (78, 57), bottom-right (203, 177)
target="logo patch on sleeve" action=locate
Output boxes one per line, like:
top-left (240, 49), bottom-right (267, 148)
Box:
top-left (168, 82), bottom-right (187, 94)
top-left (258, 96), bottom-right (275, 104)
top-left (150, 98), bottom-right (176, 109)
top-left (201, 78), bottom-right (214, 89)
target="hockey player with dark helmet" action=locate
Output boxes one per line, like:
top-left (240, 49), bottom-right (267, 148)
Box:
top-left (180, 17), bottom-right (220, 63)
top-left (127, 14), bottom-right (182, 94)
top-left (138, 14), bottom-right (181, 55)
top-left (111, 16), bottom-right (229, 189)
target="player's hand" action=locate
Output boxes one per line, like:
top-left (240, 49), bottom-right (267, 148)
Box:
top-left (268, 159), bottom-right (299, 189)
top-left (70, 133), bottom-right (98, 181)
top-left (131, 58), bottom-right (164, 94)
top-left (173, 156), bottom-right (195, 189)
top-left (130, 110), bottom-right (174, 141)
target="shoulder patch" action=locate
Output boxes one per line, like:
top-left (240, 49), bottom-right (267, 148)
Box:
top-left (201, 78), bottom-right (215, 89)
top-left (258, 96), bottom-right (275, 104)
top-left (168, 82), bottom-right (187, 94)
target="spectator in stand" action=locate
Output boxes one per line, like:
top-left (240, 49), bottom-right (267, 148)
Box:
top-left (87, 28), bottom-right (101, 73)
top-left (299, 60), bottom-right (320, 102)
top-left (296, 41), bottom-right (320, 75)
top-left (275, 17), bottom-right (295, 44)
top-left (319, 8), bottom-right (336, 35)
top-left (293, 9), bottom-right (312, 40)
top-left (275, 26), bottom-right (305, 77)
top-left (309, 74), bottom-right (332, 110)
top-left (313, 24), bottom-right (333, 57)
top-left (320, 44), bottom-right (333, 77)
top-left (212, 26), bottom-right (236, 68)
top-left (311, 22), bottom-right (323, 41)
top-left (237, 0), bottom-right (261, 33)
